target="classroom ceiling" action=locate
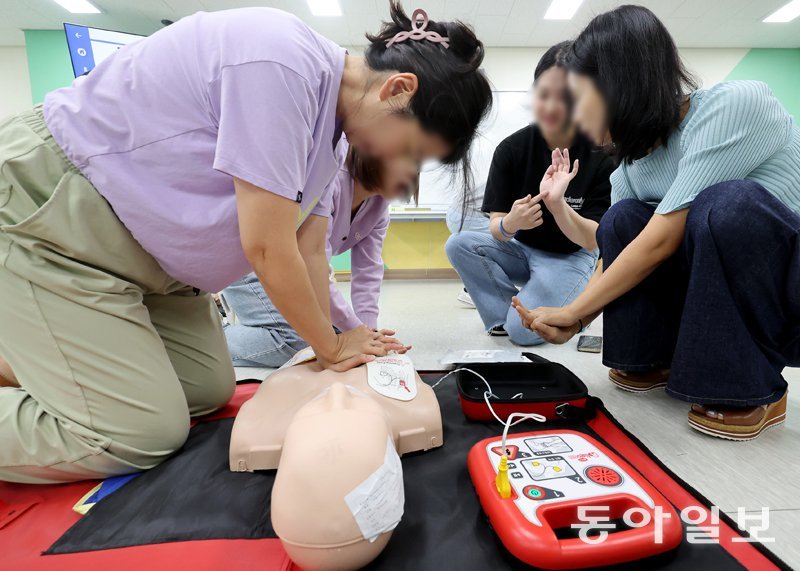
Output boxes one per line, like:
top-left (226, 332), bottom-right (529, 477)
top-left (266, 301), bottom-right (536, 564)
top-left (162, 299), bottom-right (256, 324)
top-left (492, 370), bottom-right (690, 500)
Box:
top-left (1, 0), bottom-right (799, 48)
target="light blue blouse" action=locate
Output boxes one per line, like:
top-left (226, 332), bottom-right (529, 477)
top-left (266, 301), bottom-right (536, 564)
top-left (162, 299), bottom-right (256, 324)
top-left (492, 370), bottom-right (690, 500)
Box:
top-left (610, 80), bottom-right (800, 216)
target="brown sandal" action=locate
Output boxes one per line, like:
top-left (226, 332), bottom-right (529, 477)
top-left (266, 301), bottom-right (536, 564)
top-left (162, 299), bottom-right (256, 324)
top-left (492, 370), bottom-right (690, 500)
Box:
top-left (608, 369), bottom-right (669, 392)
top-left (0, 357), bottom-right (18, 388)
top-left (687, 392), bottom-right (787, 441)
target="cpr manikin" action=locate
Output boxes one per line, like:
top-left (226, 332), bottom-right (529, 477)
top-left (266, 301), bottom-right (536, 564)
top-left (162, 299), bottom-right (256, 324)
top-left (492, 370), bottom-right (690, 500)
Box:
top-left (229, 350), bottom-right (444, 570)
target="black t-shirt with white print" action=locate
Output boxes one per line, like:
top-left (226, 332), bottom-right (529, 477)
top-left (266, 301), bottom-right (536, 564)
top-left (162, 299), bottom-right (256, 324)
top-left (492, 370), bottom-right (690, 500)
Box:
top-left (482, 124), bottom-right (614, 254)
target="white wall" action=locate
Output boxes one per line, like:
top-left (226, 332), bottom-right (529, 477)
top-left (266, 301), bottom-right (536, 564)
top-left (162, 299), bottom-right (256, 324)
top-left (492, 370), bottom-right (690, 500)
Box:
top-left (0, 47), bottom-right (32, 118)
top-left (480, 47), bottom-right (749, 91)
top-left (680, 48), bottom-right (749, 87)
top-left (482, 47), bottom-right (547, 90)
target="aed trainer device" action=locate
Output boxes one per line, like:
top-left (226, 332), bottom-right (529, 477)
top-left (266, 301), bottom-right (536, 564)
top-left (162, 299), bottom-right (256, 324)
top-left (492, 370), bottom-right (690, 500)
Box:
top-left (455, 361), bottom-right (588, 422)
top-left (468, 430), bottom-right (682, 569)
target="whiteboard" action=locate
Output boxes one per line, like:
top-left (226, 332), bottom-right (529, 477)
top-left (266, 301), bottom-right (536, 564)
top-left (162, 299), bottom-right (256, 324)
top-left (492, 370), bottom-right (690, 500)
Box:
top-left (415, 90), bottom-right (532, 211)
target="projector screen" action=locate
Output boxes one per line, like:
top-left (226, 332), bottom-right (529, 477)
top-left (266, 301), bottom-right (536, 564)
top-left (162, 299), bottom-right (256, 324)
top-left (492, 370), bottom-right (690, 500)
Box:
top-left (64, 23), bottom-right (144, 77)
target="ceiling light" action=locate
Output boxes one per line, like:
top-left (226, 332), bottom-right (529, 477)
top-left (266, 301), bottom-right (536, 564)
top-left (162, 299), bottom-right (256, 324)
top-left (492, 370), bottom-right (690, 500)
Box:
top-left (307, 0), bottom-right (342, 17)
top-left (763, 0), bottom-right (800, 22)
top-left (52, 0), bottom-right (100, 13)
top-left (544, 0), bottom-right (583, 20)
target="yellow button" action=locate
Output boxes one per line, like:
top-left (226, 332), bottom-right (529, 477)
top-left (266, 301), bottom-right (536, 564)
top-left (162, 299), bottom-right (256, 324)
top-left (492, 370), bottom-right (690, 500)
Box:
top-left (554, 467), bottom-right (562, 472)
top-left (533, 462), bottom-right (540, 466)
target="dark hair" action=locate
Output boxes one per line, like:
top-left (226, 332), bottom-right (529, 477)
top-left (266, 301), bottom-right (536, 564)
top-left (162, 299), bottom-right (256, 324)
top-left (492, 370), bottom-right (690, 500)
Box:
top-left (365, 1), bottom-right (492, 220)
top-left (567, 5), bottom-right (697, 164)
top-left (347, 146), bottom-right (420, 205)
top-left (533, 41), bottom-right (574, 122)
top-left (533, 40), bottom-right (571, 83)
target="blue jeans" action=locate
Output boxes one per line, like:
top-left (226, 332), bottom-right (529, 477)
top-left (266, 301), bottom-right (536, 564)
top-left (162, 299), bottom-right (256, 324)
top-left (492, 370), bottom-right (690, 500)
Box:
top-left (598, 181), bottom-right (800, 406)
top-left (446, 206), bottom-right (490, 235)
top-left (445, 231), bottom-right (598, 345)
top-left (221, 273), bottom-right (307, 367)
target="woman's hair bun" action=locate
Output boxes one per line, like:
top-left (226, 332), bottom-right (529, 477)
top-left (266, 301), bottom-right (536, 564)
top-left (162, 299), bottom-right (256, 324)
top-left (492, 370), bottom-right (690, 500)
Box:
top-left (438, 18), bottom-right (485, 71)
top-left (363, 1), bottom-right (494, 224)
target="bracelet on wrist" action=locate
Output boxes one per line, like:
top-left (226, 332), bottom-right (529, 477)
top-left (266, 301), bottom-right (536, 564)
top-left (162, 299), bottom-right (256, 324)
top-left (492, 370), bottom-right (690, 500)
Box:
top-left (499, 217), bottom-right (517, 239)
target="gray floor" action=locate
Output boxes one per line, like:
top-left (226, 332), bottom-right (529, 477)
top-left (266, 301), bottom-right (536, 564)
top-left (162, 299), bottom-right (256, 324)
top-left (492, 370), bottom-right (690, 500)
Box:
top-left (235, 279), bottom-right (800, 568)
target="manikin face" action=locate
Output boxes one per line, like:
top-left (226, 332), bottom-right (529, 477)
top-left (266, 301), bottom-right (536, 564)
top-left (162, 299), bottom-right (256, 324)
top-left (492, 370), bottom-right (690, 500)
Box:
top-left (567, 72), bottom-right (612, 146)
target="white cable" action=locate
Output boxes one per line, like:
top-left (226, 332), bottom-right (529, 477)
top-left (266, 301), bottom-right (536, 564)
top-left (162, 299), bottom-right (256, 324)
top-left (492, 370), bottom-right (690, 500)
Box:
top-left (429, 368), bottom-right (495, 396)
top-left (433, 368), bottom-right (546, 453)
top-left (500, 412), bottom-right (546, 455)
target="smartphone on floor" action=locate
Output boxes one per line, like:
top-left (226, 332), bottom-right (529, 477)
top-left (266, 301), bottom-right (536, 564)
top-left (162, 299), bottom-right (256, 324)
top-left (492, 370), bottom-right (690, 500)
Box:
top-left (577, 335), bottom-right (603, 353)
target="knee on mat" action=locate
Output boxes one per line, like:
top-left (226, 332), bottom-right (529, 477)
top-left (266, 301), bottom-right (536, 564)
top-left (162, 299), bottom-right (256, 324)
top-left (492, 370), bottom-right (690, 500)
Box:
top-left (118, 410), bottom-right (192, 468)
top-left (190, 362), bottom-right (236, 416)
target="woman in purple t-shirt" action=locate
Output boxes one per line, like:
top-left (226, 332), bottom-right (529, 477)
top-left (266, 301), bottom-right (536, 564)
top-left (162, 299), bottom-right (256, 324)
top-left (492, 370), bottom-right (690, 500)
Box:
top-left (0, 3), bottom-right (492, 484)
top-left (222, 144), bottom-right (419, 368)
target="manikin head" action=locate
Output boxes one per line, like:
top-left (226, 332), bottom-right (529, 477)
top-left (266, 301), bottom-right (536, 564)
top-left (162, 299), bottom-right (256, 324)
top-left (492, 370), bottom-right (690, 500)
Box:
top-left (271, 382), bottom-right (400, 571)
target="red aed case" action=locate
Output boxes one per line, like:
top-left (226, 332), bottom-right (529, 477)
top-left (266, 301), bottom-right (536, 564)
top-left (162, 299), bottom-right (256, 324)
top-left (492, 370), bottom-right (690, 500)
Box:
top-left (468, 429), bottom-right (683, 570)
top-left (455, 358), bottom-right (588, 421)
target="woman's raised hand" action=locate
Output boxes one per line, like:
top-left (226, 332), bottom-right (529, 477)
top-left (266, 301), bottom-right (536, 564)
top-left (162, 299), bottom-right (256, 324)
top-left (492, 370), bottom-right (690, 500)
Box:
top-left (538, 148), bottom-right (579, 204)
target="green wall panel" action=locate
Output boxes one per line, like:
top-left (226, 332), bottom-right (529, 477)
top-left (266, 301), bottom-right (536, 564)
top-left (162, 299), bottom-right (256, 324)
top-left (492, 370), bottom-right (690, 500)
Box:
top-left (24, 30), bottom-right (74, 105)
top-left (331, 251), bottom-right (351, 272)
top-left (331, 251), bottom-right (390, 272)
top-left (724, 48), bottom-right (800, 118)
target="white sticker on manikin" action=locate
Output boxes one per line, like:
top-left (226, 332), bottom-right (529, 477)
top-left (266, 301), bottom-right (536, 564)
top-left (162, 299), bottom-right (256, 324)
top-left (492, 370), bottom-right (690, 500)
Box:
top-left (366, 353), bottom-right (418, 401)
top-left (278, 346), bottom-right (317, 370)
top-left (344, 436), bottom-right (405, 542)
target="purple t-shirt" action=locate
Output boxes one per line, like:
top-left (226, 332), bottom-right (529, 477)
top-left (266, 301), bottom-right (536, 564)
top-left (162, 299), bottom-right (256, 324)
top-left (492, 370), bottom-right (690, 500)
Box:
top-left (322, 144), bottom-right (389, 331)
top-left (44, 8), bottom-right (345, 292)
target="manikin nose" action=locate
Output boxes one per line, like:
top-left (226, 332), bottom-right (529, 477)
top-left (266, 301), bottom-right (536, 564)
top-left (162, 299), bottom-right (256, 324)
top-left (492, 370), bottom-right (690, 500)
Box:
top-left (327, 382), bottom-right (353, 410)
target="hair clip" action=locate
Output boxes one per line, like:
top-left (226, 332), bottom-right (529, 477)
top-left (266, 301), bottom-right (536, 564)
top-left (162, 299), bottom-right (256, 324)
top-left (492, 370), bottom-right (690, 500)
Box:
top-left (386, 8), bottom-right (450, 49)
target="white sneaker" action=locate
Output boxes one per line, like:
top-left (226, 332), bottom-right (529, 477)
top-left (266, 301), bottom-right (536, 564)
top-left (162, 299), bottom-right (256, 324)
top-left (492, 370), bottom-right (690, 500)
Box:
top-left (457, 288), bottom-right (475, 307)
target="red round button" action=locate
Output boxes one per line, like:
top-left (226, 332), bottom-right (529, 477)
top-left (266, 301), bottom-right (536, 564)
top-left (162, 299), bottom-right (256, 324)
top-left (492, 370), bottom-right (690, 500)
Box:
top-left (585, 465), bottom-right (622, 486)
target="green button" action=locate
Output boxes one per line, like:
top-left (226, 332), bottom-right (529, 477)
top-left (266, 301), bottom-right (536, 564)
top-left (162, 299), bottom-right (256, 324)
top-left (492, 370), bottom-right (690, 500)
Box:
top-left (528, 488), bottom-right (542, 498)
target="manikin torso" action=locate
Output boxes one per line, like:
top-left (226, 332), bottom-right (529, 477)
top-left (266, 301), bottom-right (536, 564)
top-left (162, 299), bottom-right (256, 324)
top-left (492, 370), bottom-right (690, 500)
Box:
top-left (229, 353), bottom-right (443, 472)
top-left (229, 353), bottom-right (444, 571)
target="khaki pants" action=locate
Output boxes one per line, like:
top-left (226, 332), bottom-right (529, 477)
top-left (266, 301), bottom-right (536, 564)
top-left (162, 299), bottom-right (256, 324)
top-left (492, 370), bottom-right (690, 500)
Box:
top-left (0, 107), bottom-right (235, 483)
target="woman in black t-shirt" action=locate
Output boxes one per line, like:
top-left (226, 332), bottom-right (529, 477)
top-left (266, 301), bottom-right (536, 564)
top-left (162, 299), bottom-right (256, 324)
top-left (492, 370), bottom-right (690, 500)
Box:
top-left (446, 42), bottom-right (614, 345)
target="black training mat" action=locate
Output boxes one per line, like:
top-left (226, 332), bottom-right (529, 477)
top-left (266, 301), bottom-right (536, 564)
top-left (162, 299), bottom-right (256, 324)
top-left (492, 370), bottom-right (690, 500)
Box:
top-left (47, 418), bottom-right (275, 554)
top-left (362, 377), bottom-right (748, 571)
top-left (46, 374), bottom-right (783, 570)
